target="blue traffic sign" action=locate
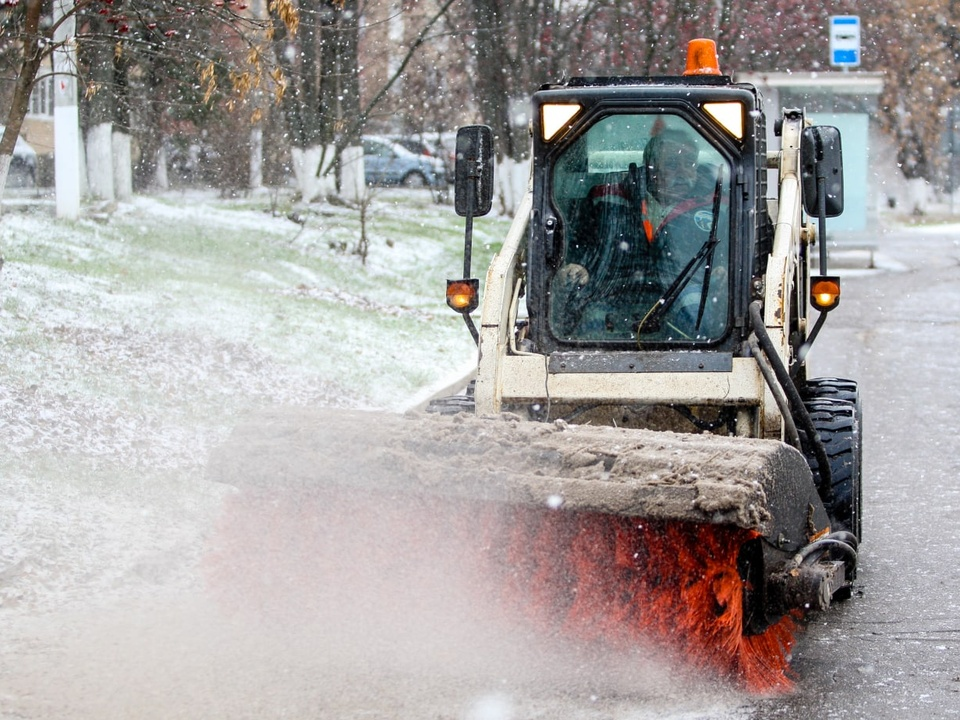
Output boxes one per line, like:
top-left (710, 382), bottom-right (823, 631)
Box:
top-left (830, 16), bottom-right (861, 67)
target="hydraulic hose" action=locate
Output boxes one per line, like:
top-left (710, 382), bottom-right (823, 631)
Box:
top-left (772, 531), bottom-right (859, 613)
top-left (794, 535), bottom-right (858, 576)
top-left (825, 530), bottom-right (859, 550)
top-left (748, 333), bottom-right (801, 450)
top-left (748, 301), bottom-right (833, 494)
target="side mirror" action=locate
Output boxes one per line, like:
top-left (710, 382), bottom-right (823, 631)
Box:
top-left (801, 125), bottom-right (844, 218)
top-left (454, 125), bottom-right (494, 218)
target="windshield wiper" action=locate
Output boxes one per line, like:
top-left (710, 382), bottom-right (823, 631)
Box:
top-left (694, 170), bottom-right (725, 328)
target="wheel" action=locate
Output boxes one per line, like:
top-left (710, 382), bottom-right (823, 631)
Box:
top-left (801, 378), bottom-right (862, 542)
top-left (426, 381), bottom-right (476, 415)
top-left (401, 172), bottom-right (428, 188)
top-left (425, 395), bottom-right (475, 414)
top-left (802, 376), bottom-right (859, 405)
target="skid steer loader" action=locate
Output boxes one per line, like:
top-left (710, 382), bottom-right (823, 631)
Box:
top-left (210, 39), bottom-right (861, 692)
top-left (433, 37), bottom-right (862, 669)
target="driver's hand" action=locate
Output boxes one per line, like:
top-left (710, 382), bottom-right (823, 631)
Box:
top-left (556, 263), bottom-right (589, 289)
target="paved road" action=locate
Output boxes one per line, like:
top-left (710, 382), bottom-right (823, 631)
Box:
top-left (754, 224), bottom-right (960, 718)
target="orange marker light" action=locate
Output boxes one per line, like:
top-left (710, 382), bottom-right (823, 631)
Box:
top-left (810, 276), bottom-right (841, 311)
top-left (684, 38), bottom-right (722, 76)
top-left (446, 279), bottom-right (479, 313)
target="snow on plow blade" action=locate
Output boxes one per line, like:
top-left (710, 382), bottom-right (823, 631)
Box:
top-left (208, 407), bottom-right (820, 535)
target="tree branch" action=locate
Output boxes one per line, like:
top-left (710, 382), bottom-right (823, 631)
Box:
top-left (320, 0), bottom-right (457, 175)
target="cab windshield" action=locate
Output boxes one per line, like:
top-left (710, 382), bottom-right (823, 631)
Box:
top-left (548, 113), bottom-right (731, 345)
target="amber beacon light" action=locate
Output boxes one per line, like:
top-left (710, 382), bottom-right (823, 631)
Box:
top-left (684, 38), bottom-right (722, 76)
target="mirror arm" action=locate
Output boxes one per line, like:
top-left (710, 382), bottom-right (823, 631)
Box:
top-left (798, 310), bottom-right (829, 364)
top-left (451, 125), bottom-right (494, 348)
top-left (463, 166), bottom-right (476, 278)
top-left (462, 313), bottom-right (480, 345)
top-left (817, 175), bottom-right (828, 275)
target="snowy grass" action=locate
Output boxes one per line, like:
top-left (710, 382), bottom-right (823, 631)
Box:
top-left (0, 188), bottom-right (509, 611)
top-left (1, 189), bottom-right (505, 409)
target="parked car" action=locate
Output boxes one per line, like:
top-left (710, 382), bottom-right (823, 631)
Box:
top-left (0, 126), bottom-right (37, 188)
top-left (386, 134), bottom-right (455, 182)
top-left (361, 135), bottom-right (447, 188)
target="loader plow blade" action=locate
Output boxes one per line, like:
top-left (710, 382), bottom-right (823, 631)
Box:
top-left (208, 408), bottom-right (817, 534)
top-left (207, 408), bottom-right (818, 693)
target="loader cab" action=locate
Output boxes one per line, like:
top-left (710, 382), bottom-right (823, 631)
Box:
top-left (526, 77), bottom-right (767, 356)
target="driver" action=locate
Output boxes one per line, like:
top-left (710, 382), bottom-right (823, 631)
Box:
top-left (643, 128), bottom-right (703, 237)
top-left (639, 129), bottom-right (721, 302)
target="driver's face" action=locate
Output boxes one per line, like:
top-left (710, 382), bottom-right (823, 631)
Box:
top-left (649, 141), bottom-right (698, 203)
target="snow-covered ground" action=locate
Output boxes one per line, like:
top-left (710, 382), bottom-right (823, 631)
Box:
top-left (1, 189), bottom-right (508, 614)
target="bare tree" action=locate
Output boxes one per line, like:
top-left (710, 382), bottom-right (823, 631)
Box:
top-left (0, 0), bottom-right (300, 200)
top-left (266, 0), bottom-right (456, 202)
top-left (1, 0), bottom-right (953, 204)
top-left (0, 0), bottom-right (59, 197)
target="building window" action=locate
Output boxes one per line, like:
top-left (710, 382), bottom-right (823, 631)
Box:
top-left (28, 75), bottom-right (54, 117)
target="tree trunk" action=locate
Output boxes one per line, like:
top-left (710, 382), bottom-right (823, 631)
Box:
top-left (317, 0), bottom-right (360, 192)
top-left (339, 0), bottom-right (360, 146)
top-left (471, 0), bottom-right (518, 160)
top-left (269, 1), bottom-right (308, 149)
top-left (113, 21), bottom-right (133, 201)
top-left (318, 3), bottom-right (339, 148)
top-left (0, 0), bottom-right (47, 203)
top-left (134, 29), bottom-right (166, 190)
top-left (113, 130), bottom-right (132, 202)
top-left (249, 126), bottom-right (263, 189)
top-left (154, 143), bottom-right (169, 190)
top-left (290, 145), bottom-right (325, 202)
top-left (84, 9), bottom-right (116, 200)
top-left (269, 0), bottom-right (325, 200)
top-left (86, 123), bottom-right (115, 201)
top-left (340, 143), bottom-right (364, 202)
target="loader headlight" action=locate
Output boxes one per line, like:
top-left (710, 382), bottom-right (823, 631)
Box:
top-left (810, 276), bottom-right (841, 311)
top-left (703, 102), bottom-right (744, 140)
top-left (541, 103), bottom-right (581, 142)
top-left (446, 278), bottom-right (479, 313)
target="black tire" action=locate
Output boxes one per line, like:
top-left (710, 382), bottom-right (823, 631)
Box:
top-left (425, 394), bottom-right (476, 414)
top-left (426, 382), bottom-right (476, 415)
top-left (802, 376), bottom-right (859, 405)
top-left (401, 172), bottom-right (428, 188)
top-left (802, 378), bottom-right (862, 541)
